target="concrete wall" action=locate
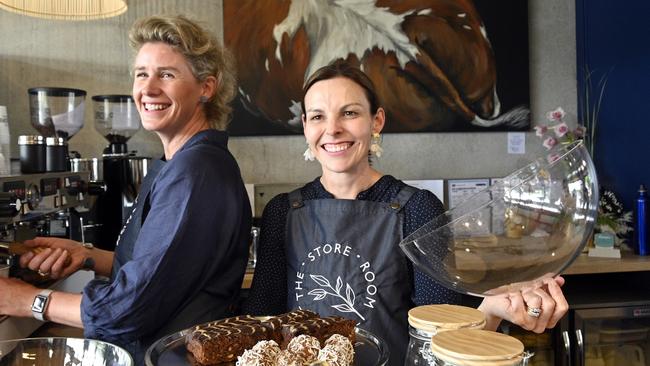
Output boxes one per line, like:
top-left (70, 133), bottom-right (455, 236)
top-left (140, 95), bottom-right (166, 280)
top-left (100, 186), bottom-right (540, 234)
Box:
top-left (0, 0), bottom-right (576, 184)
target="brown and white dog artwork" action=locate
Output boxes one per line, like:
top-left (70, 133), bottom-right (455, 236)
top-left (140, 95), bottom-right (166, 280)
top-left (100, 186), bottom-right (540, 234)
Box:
top-left (224, 0), bottom-right (529, 135)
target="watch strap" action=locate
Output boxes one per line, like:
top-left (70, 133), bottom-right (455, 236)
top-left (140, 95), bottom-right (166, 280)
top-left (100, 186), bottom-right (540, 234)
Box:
top-left (31, 289), bottom-right (53, 321)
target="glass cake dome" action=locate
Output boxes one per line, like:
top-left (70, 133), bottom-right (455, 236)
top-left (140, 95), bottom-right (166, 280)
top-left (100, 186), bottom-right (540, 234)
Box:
top-left (400, 141), bottom-right (598, 296)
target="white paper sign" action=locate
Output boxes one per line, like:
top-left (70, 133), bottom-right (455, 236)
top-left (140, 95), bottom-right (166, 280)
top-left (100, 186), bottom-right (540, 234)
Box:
top-left (507, 132), bottom-right (526, 154)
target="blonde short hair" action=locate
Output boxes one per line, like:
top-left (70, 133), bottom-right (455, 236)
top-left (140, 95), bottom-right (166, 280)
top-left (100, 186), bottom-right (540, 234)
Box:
top-left (129, 14), bottom-right (237, 130)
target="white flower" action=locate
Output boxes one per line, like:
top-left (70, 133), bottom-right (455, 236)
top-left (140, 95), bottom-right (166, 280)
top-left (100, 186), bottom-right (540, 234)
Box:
top-left (546, 107), bottom-right (565, 122)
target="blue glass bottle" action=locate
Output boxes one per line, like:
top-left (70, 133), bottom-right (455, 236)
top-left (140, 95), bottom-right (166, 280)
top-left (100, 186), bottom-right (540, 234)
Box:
top-left (635, 185), bottom-right (648, 255)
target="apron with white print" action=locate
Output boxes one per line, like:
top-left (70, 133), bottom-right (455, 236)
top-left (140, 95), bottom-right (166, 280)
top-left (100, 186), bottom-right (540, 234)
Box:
top-left (286, 186), bottom-right (416, 366)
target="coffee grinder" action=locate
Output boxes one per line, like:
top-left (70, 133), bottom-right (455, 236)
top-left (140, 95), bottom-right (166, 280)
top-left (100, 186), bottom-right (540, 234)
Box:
top-left (26, 87), bottom-right (86, 173)
top-left (92, 95), bottom-right (149, 250)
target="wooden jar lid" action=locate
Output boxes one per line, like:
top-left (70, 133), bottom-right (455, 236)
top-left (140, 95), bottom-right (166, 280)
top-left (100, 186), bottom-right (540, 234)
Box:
top-left (408, 305), bottom-right (486, 333)
top-left (430, 329), bottom-right (525, 366)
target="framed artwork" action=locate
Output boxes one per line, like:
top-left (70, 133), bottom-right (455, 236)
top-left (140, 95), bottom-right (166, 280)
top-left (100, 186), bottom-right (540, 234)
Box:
top-left (224, 0), bottom-right (529, 136)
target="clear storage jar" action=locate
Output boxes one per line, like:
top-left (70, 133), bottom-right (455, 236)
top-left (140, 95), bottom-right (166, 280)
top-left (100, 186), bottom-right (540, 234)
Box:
top-left (405, 304), bottom-right (486, 365)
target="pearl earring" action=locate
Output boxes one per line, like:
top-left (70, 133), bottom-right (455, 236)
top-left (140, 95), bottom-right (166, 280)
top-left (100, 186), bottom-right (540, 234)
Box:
top-left (370, 132), bottom-right (383, 158)
top-left (303, 142), bottom-right (315, 161)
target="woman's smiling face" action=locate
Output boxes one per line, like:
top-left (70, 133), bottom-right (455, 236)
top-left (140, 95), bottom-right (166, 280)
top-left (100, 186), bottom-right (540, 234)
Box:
top-left (302, 77), bottom-right (384, 176)
top-left (132, 42), bottom-right (205, 137)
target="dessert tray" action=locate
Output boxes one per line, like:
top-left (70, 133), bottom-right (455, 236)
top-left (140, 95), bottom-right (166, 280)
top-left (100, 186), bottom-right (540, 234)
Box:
top-left (145, 325), bottom-right (389, 366)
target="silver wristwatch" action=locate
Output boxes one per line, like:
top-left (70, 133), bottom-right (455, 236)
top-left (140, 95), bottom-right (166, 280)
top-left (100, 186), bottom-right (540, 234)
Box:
top-left (31, 289), bottom-right (53, 321)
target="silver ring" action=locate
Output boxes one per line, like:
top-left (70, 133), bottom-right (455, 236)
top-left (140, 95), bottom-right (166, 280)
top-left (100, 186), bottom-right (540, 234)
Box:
top-left (527, 306), bottom-right (542, 318)
top-left (37, 270), bottom-right (49, 277)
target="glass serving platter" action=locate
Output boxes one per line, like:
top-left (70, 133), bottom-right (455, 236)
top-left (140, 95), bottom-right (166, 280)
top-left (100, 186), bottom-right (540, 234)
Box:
top-left (0, 337), bottom-right (133, 365)
top-left (145, 326), bottom-right (388, 366)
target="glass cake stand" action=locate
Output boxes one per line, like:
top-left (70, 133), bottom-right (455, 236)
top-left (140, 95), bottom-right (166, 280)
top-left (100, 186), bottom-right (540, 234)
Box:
top-left (0, 337), bottom-right (133, 365)
top-left (145, 326), bottom-right (388, 366)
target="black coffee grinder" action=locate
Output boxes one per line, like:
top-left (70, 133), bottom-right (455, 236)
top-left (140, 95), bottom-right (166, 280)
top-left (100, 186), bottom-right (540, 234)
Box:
top-left (92, 95), bottom-right (149, 250)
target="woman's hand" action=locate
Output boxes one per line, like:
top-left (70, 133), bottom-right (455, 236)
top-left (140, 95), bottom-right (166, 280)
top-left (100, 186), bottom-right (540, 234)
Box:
top-left (478, 276), bottom-right (568, 333)
top-left (19, 237), bottom-right (90, 279)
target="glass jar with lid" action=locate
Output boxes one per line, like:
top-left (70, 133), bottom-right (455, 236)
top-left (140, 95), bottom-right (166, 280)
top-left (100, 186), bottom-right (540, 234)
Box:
top-left (429, 328), bottom-right (533, 366)
top-left (405, 304), bottom-right (486, 365)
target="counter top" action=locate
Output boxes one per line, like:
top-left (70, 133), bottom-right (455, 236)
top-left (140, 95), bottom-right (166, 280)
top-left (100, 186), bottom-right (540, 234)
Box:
top-left (563, 251), bottom-right (650, 275)
top-left (241, 252), bottom-right (650, 288)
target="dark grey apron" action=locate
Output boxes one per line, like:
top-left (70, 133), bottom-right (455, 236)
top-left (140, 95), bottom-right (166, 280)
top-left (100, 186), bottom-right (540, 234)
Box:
top-left (286, 186), bottom-right (416, 366)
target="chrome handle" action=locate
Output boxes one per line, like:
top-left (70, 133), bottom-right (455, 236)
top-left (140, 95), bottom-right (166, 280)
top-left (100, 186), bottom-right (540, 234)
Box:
top-left (575, 329), bottom-right (584, 366)
top-left (79, 217), bottom-right (101, 244)
top-left (562, 330), bottom-right (572, 366)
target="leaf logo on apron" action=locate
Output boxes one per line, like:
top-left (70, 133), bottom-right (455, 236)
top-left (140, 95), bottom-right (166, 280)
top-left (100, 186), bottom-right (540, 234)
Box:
top-left (308, 274), bottom-right (365, 321)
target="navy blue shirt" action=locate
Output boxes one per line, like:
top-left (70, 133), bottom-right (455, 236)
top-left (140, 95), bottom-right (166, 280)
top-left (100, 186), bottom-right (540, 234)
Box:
top-left (80, 130), bottom-right (251, 361)
top-left (244, 175), bottom-right (460, 315)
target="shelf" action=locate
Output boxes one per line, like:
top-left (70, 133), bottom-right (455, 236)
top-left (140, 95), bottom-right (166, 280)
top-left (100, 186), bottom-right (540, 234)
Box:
top-left (563, 251), bottom-right (650, 275)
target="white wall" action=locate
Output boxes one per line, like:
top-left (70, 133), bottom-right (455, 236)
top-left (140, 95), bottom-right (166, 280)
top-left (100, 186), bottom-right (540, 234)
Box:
top-left (0, 0), bottom-right (576, 184)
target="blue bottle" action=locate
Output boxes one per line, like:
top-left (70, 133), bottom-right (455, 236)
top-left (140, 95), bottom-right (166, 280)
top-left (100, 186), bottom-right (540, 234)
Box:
top-left (635, 184), bottom-right (648, 255)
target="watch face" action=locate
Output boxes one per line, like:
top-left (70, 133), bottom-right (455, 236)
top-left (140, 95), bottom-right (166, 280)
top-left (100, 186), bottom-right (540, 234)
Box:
top-left (32, 295), bottom-right (47, 312)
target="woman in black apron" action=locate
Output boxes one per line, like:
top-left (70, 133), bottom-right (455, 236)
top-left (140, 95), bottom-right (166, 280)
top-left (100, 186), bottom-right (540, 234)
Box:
top-left (245, 60), bottom-right (568, 365)
top-left (0, 15), bottom-right (251, 364)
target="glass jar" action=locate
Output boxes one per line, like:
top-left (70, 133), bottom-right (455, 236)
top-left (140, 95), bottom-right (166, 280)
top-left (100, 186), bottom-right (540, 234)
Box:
top-left (405, 304), bottom-right (486, 365)
top-left (429, 329), bottom-right (533, 366)
top-left (406, 325), bottom-right (438, 365)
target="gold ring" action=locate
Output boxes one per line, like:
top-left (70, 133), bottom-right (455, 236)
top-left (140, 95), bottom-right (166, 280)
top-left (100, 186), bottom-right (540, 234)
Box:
top-left (37, 270), bottom-right (50, 277)
top-left (527, 306), bottom-right (542, 318)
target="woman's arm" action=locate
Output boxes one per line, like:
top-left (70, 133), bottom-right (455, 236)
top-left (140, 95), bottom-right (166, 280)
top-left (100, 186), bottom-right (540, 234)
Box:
top-left (0, 278), bottom-right (83, 328)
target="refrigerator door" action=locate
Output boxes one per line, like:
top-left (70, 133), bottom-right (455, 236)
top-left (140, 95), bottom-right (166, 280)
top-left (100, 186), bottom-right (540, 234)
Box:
top-left (574, 305), bottom-right (650, 366)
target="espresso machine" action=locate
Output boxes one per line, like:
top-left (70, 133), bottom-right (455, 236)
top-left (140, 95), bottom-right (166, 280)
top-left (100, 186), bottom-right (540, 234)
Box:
top-left (91, 95), bottom-right (149, 251)
top-left (0, 170), bottom-right (101, 339)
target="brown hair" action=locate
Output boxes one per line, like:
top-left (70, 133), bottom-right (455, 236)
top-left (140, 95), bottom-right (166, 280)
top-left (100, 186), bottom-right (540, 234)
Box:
top-left (129, 14), bottom-right (237, 130)
top-left (301, 59), bottom-right (381, 116)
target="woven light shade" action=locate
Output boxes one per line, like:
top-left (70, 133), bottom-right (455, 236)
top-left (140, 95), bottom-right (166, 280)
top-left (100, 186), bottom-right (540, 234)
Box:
top-left (0, 0), bottom-right (127, 20)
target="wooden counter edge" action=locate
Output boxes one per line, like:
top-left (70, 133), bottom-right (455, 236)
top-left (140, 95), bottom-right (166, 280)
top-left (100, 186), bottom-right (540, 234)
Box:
top-left (563, 251), bottom-right (650, 275)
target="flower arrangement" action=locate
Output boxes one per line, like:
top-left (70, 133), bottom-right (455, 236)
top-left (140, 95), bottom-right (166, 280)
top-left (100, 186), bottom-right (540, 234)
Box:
top-left (534, 107), bottom-right (585, 148)
top-left (533, 107), bottom-right (585, 163)
top-left (535, 106), bottom-right (632, 249)
top-left (597, 189), bottom-right (633, 249)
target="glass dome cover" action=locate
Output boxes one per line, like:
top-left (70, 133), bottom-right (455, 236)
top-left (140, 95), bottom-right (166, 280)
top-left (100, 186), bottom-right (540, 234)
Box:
top-left (400, 141), bottom-right (598, 296)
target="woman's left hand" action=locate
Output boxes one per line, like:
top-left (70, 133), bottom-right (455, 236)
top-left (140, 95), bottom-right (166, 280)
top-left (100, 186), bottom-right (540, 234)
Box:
top-left (0, 278), bottom-right (39, 318)
top-left (478, 276), bottom-right (568, 333)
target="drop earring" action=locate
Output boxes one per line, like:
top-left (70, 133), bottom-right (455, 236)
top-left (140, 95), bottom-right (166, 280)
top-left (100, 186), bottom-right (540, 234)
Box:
top-left (199, 95), bottom-right (208, 103)
top-left (370, 132), bottom-right (383, 158)
top-left (303, 142), bottom-right (315, 161)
